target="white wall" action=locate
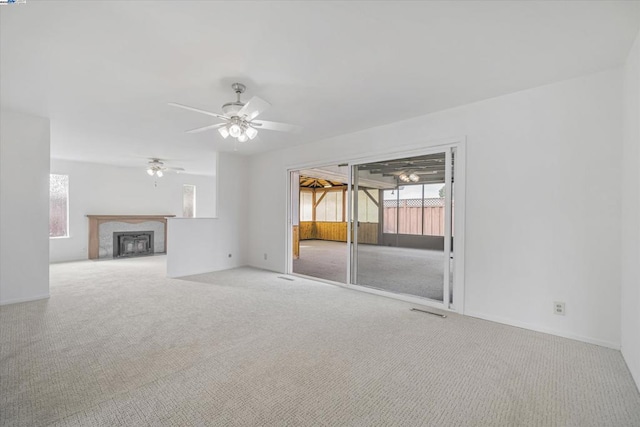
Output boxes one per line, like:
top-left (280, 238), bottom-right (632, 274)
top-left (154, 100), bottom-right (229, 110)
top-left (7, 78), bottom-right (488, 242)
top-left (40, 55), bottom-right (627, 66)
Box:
top-left (621, 31), bottom-right (640, 388)
top-left (0, 110), bottom-right (50, 305)
top-left (49, 158), bottom-right (217, 263)
top-left (248, 69), bottom-right (623, 348)
top-left (167, 152), bottom-right (249, 277)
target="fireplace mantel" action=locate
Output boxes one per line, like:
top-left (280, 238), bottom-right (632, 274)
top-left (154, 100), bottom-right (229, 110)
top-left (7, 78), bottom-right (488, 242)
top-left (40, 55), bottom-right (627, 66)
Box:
top-left (86, 215), bottom-right (175, 259)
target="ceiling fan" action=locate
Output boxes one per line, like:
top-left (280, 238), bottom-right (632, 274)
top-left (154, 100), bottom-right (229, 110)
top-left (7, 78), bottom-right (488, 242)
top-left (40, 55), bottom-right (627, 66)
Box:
top-left (169, 83), bottom-right (300, 142)
top-left (146, 158), bottom-right (184, 178)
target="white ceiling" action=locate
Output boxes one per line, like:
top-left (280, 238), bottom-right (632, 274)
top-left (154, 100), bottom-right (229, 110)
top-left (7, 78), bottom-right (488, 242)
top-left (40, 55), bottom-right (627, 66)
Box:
top-left (1, 1), bottom-right (639, 175)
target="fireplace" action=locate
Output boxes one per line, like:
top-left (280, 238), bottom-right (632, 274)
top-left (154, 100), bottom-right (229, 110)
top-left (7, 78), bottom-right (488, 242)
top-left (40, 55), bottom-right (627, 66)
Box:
top-left (87, 215), bottom-right (174, 259)
top-left (113, 231), bottom-right (154, 258)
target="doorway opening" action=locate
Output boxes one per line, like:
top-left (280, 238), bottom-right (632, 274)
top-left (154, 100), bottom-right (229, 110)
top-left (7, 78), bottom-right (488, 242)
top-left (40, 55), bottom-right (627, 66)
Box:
top-left (291, 165), bottom-right (350, 283)
top-left (288, 142), bottom-right (464, 312)
top-left (351, 149), bottom-right (455, 307)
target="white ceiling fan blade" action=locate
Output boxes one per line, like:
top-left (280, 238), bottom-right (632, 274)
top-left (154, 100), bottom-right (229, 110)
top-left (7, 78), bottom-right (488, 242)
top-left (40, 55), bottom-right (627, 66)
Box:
top-left (186, 123), bottom-right (227, 134)
top-left (166, 167), bottom-right (185, 172)
top-left (168, 102), bottom-right (229, 120)
top-left (237, 96), bottom-right (271, 121)
top-left (251, 119), bottom-right (302, 133)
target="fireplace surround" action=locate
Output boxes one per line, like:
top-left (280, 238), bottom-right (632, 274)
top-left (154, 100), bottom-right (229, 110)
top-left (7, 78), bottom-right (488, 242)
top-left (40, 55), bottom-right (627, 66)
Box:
top-left (86, 215), bottom-right (175, 260)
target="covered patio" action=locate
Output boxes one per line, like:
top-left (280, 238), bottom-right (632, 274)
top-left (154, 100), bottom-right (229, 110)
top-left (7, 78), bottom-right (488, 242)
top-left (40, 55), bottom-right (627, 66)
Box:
top-left (291, 152), bottom-right (453, 303)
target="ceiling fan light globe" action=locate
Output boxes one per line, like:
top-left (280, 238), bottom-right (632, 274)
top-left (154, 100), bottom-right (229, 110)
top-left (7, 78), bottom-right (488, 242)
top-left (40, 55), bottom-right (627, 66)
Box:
top-left (218, 127), bottom-right (230, 139)
top-left (147, 168), bottom-right (154, 176)
top-left (229, 124), bottom-right (242, 138)
top-left (156, 170), bottom-right (163, 178)
top-left (245, 127), bottom-right (258, 139)
top-left (238, 133), bottom-right (248, 143)
top-left (409, 173), bottom-right (420, 182)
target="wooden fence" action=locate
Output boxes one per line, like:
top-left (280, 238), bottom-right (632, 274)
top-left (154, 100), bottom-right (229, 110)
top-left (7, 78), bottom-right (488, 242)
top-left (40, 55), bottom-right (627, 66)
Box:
top-left (383, 206), bottom-right (445, 236)
top-left (294, 200), bottom-right (446, 256)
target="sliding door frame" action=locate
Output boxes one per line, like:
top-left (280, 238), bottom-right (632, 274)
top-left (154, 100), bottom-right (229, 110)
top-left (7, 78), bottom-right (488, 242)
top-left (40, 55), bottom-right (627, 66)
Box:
top-left (285, 136), bottom-right (466, 314)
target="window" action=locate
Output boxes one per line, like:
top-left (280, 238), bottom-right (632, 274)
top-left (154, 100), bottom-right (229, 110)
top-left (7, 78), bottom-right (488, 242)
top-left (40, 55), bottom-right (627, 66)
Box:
top-left (183, 185), bottom-right (196, 218)
top-left (49, 174), bottom-right (69, 238)
top-left (300, 191), bottom-right (313, 221)
top-left (357, 189), bottom-right (379, 223)
top-left (315, 191), bottom-right (342, 222)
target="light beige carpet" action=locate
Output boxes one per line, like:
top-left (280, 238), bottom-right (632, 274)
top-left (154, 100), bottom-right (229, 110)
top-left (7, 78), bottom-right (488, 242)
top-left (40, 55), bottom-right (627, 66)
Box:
top-left (1, 256), bottom-right (639, 426)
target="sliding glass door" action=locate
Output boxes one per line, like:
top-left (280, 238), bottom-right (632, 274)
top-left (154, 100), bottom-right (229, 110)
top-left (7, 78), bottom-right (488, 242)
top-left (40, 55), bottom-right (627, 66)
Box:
top-left (350, 149), bottom-right (455, 307)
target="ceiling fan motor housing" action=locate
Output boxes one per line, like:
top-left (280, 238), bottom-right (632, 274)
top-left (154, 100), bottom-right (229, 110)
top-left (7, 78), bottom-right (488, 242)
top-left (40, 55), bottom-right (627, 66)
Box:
top-left (222, 102), bottom-right (244, 116)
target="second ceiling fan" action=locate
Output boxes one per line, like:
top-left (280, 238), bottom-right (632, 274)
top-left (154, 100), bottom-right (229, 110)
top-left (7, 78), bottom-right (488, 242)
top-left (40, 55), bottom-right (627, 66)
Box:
top-left (170, 83), bottom-right (300, 142)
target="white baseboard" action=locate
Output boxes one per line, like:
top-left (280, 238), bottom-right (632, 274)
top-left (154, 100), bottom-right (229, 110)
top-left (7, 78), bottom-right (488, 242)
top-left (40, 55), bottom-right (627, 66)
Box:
top-left (465, 310), bottom-right (620, 350)
top-left (0, 293), bottom-right (50, 306)
top-left (49, 257), bottom-right (87, 264)
top-left (168, 263), bottom-right (248, 279)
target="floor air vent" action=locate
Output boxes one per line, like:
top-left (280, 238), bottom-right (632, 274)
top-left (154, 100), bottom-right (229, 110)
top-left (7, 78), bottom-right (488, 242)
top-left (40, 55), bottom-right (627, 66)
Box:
top-left (277, 276), bottom-right (295, 281)
top-left (410, 308), bottom-right (446, 318)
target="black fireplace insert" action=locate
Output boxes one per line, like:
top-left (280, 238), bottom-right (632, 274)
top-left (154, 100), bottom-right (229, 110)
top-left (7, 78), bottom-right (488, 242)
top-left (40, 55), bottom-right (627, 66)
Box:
top-left (113, 231), bottom-right (154, 258)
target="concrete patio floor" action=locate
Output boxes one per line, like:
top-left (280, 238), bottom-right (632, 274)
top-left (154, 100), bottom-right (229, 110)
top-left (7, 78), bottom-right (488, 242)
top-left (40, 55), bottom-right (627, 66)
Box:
top-left (293, 240), bottom-right (451, 301)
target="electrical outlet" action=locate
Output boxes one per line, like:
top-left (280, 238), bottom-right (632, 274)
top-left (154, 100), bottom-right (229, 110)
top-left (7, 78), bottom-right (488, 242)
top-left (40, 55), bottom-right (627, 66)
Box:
top-left (553, 301), bottom-right (565, 315)
top-left (264, 253), bottom-right (268, 260)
